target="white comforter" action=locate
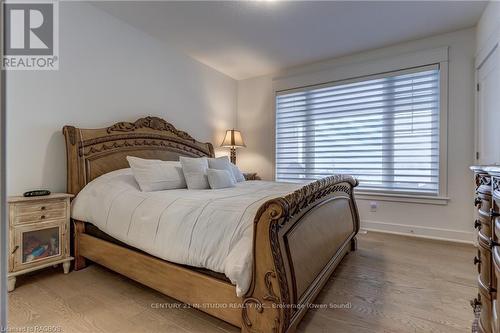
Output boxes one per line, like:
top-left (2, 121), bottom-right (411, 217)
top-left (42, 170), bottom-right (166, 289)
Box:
top-left (71, 169), bottom-right (302, 296)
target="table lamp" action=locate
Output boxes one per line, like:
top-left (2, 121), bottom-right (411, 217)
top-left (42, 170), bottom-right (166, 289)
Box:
top-left (221, 129), bottom-right (246, 164)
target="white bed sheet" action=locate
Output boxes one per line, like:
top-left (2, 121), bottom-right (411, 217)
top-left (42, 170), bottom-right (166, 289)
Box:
top-left (71, 168), bottom-right (302, 296)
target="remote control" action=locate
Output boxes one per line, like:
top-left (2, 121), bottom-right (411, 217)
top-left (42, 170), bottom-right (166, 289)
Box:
top-left (23, 190), bottom-right (51, 197)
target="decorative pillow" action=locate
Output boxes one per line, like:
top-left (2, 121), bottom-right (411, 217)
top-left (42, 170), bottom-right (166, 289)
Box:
top-left (231, 163), bottom-right (246, 182)
top-left (208, 156), bottom-right (245, 182)
top-left (207, 169), bottom-right (236, 189)
top-left (126, 156), bottom-right (186, 192)
top-left (208, 156), bottom-right (236, 183)
top-left (179, 156), bottom-right (210, 189)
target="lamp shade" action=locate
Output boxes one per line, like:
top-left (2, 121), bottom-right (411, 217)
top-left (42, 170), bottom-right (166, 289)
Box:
top-left (221, 129), bottom-right (246, 148)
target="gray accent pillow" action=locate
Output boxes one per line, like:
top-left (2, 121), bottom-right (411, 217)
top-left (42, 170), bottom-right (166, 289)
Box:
top-left (208, 156), bottom-right (236, 183)
top-left (179, 156), bottom-right (210, 189)
top-left (207, 169), bottom-right (236, 189)
top-left (231, 163), bottom-right (246, 182)
top-left (208, 156), bottom-right (245, 182)
top-left (126, 156), bottom-right (186, 192)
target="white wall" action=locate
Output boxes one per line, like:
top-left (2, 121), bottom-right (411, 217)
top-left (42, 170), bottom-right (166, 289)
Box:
top-left (237, 76), bottom-right (275, 180)
top-left (476, 1), bottom-right (500, 55)
top-left (6, 2), bottom-right (237, 195)
top-left (237, 28), bottom-right (476, 243)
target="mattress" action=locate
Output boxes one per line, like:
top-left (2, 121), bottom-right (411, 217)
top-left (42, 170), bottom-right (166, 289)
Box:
top-left (71, 168), bottom-right (302, 296)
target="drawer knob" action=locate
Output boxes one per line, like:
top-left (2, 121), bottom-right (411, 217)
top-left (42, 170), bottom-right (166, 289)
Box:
top-left (475, 197), bottom-right (482, 208)
top-left (474, 256), bottom-right (481, 265)
top-left (474, 220), bottom-right (482, 230)
top-left (40, 215), bottom-right (46, 219)
top-left (40, 206), bottom-right (46, 210)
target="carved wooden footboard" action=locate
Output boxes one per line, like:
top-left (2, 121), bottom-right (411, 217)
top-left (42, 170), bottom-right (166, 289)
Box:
top-left (242, 175), bottom-right (359, 333)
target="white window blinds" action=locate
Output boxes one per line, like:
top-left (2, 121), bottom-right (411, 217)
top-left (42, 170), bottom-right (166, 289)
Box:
top-left (275, 65), bottom-right (440, 195)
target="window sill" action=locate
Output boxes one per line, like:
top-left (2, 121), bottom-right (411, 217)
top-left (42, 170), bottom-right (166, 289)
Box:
top-left (354, 191), bottom-right (450, 205)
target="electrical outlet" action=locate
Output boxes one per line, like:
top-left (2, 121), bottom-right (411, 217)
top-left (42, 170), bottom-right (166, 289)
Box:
top-left (370, 201), bottom-right (378, 212)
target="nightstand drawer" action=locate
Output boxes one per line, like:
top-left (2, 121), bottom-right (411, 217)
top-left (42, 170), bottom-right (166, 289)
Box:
top-left (14, 209), bottom-right (66, 225)
top-left (15, 200), bottom-right (66, 215)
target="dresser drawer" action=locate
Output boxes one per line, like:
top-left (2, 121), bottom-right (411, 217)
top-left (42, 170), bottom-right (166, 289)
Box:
top-left (493, 246), bottom-right (500, 333)
top-left (479, 247), bottom-right (493, 289)
top-left (478, 213), bottom-right (493, 239)
top-left (493, 198), bottom-right (500, 243)
top-left (479, 233), bottom-right (493, 288)
top-left (495, 219), bottom-right (500, 244)
top-left (479, 281), bottom-right (494, 333)
top-left (493, 246), bottom-right (500, 283)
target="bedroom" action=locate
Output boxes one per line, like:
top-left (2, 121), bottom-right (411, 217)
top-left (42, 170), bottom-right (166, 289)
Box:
top-left (0, 0), bottom-right (499, 332)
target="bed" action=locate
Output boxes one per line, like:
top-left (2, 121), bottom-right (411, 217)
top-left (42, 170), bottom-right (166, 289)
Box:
top-left (63, 116), bottom-right (360, 333)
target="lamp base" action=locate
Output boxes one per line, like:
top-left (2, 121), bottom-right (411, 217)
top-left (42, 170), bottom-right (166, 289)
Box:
top-left (230, 148), bottom-right (236, 165)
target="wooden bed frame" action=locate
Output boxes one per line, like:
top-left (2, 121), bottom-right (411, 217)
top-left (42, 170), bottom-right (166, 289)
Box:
top-left (63, 116), bottom-right (360, 333)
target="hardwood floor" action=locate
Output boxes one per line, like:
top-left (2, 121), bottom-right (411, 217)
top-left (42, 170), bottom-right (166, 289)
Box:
top-left (8, 231), bottom-right (476, 332)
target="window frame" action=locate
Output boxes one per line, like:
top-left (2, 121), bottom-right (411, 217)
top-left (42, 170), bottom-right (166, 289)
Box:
top-left (273, 61), bottom-right (449, 203)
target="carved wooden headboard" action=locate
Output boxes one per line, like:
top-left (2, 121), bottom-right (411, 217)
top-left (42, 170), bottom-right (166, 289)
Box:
top-left (63, 116), bottom-right (215, 195)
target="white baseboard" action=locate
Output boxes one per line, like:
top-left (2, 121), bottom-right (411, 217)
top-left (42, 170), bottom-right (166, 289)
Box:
top-left (361, 219), bottom-right (475, 245)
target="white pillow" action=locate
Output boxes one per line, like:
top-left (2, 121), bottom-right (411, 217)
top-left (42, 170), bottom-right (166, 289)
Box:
top-left (179, 156), bottom-right (210, 189)
top-left (207, 169), bottom-right (236, 189)
top-left (126, 156), bottom-right (186, 192)
top-left (208, 156), bottom-right (236, 183)
top-left (208, 156), bottom-right (245, 183)
top-left (231, 163), bottom-right (246, 182)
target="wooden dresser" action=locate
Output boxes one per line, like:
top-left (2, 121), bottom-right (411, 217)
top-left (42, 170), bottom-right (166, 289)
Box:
top-left (471, 166), bottom-right (500, 333)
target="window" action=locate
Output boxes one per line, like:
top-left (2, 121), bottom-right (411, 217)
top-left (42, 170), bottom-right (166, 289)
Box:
top-left (275, 65), bottom-right (441, 196)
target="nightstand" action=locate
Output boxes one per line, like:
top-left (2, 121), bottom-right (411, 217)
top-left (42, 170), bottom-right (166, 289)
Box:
top-left (7, 193), bottom-right (74, 292)
top-left (244, 173), bottom-right (261, 181)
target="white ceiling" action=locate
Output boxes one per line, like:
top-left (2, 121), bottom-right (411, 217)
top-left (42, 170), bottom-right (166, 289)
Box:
top-left (92, 1), bottom-right (487, 80)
